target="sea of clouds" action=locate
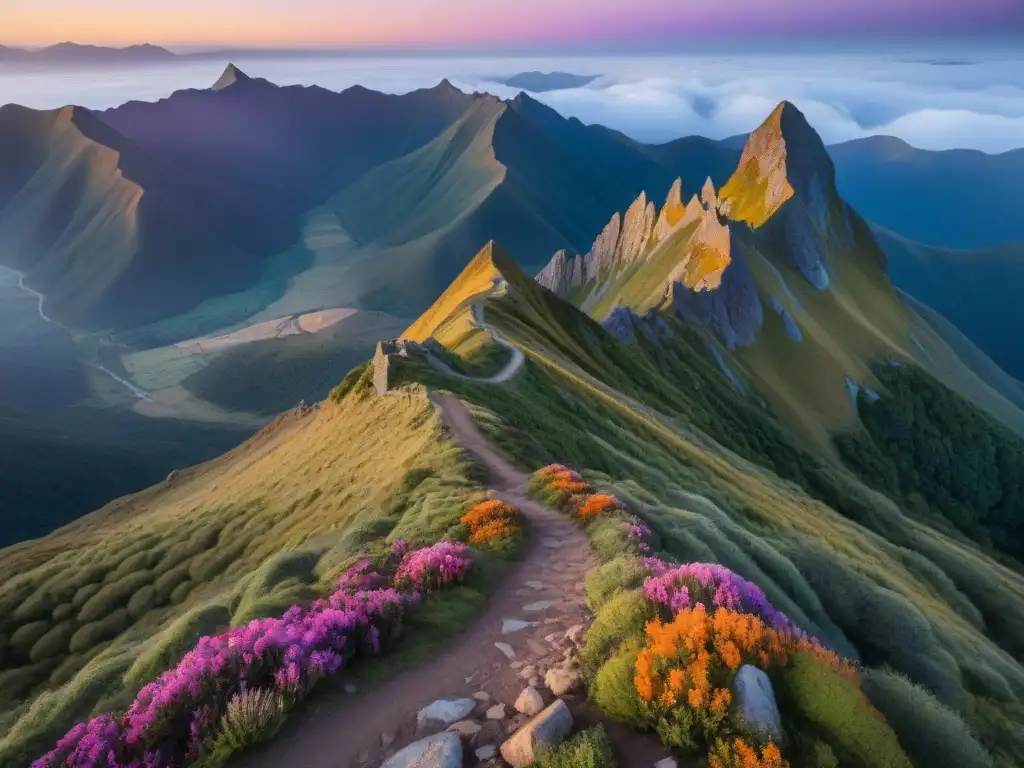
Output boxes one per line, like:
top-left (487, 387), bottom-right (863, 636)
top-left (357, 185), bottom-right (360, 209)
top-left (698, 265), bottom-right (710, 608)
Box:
top-left (2, 44), bottom-right (1022, 152)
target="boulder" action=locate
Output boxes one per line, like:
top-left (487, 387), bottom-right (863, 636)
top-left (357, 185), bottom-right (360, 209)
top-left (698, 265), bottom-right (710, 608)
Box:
top-left (417, 698), bottom-right (477, 729)
top-left (654, 759), bottom-right (678, 768)
top-left (500, 699), bottom-right (574, 768)
top-left (545, 668), bottom-right (579, 696)
top-left (514, 687), bottom-right (545, 716)
top-left (382, 731), bottom-right (462, 768)
top-left (486, 704), bottom-right (507, 720)
top-left (734, 664), bottom-right (784, 742)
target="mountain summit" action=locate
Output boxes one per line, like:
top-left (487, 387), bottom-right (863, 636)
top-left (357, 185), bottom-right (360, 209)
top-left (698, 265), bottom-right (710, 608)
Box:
top-left (211, 63), bottom-right (251, 91)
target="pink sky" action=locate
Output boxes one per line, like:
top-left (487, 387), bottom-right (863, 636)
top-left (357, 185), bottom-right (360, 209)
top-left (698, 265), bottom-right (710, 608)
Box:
top-left (4, 0), bottom-right (1022, 48)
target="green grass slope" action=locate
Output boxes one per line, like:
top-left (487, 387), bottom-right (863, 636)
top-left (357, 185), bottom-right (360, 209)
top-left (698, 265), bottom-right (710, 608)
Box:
top-left (0, 386), bottom-right (487, 765)
top-left (394, 256), bottom-right (1024, 765)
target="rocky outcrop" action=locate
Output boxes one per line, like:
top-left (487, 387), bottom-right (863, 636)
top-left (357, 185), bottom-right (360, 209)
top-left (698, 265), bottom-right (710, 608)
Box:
top-left (654, 178), bottom-right (685, 241)
top-left (670, 252), bottom-right (764, 351)
top-left (374, 338), bottom-right (438, 394)
top-left (667, 179), bottom-right (732, 293)
top-left (535, 249), bottom-right (585, 297)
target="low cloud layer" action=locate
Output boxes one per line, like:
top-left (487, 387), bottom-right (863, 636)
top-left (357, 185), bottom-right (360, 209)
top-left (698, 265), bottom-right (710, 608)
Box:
top-left (1, 44), bottom-right (1022, 152)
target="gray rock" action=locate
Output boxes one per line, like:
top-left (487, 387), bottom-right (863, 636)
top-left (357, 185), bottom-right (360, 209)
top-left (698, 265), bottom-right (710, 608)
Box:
top-left (514, 686), bottom-right (545, 716)
top-left (500, 699), bottom-right (574, 768)
top-left (344, 683), bottom-right (358, 695)
top-left (564, 625), bottom-right (586, 645)
top-left (654, 759), bottom-right (678, 768)
top-left (473, 691), bottom-right (491, 702)
top-left (476, 744), bottom-right (499, 761)
top-left (734, 664), bottom-right (784, 742)
top-left (523, 600), bottom-right (558, 613)
top-left (382, 731), bottom-right (462, 768)
top-left (486, 704), bottom-right (507, 720)
top-left (417, 698), bottom-right (477, 729)
top-left (502, 619), bottom-right (536, 635)
top-left (518, 664), bottom-right (538, 681)
top-left (545, 668), bottom-right (579, 696)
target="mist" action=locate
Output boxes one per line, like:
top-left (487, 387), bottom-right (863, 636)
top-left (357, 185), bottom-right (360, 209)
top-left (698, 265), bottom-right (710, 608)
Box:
top-left (2, 43), bottom-right (1023, 152)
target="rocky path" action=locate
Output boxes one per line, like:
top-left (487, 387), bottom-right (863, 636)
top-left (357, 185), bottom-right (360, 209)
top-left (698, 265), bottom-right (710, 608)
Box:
top-left (424, 302), bottom-right (526, 385)
top-left (241, 395), bottom-right (610, 767)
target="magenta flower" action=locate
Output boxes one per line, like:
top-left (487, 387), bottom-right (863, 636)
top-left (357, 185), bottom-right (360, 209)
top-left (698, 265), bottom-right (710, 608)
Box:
top-left (33, 543), bottom-right (472, 767)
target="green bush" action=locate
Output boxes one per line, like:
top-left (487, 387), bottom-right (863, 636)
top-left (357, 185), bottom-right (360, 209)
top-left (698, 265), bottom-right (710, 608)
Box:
top-left (533, 725), bottom-right (617, 768)
top-left (51, 604), bottom-right (74, 623)
top-left (170, 580), bottom-right (195, 604)
top-left (585, 557), bottom-right (649, 611)
top-left (199, 688), bottom-right (290, 767)
top-left (125, 604), bottom-right (231, 686)
top-left (69, 610), bottom-right (131, 654)
top-left (29, 622), bottom-right (75, 662)
top-left (591, 641), bottom-right (646, 728)
top-left (153, 562), bottom-right (192, 601)
top-left (10, 621), bottom-right (51, 658)
top-left (328, 362), bottom-right (370, 404)
top-left (778, 652), bottom-right (912, 768)
top-left (127, 585), bottom-right (160, 619)
top-left (77, 571), bottom-right (153, 623)
top-left (861, 668), bottom-right (992, 768)
top-left (580, 590), bottom-right (653, 679)
top-left (71, 583), bottom-right (101, 609)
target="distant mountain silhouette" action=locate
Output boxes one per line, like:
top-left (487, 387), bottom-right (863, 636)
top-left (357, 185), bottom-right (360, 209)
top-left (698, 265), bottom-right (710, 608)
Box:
top-left (0, 42), bottom-right (175, 63)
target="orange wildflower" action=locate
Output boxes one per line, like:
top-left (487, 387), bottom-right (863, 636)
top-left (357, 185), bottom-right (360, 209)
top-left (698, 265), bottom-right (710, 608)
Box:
top-left (577, 493), bottom-right (620, 520)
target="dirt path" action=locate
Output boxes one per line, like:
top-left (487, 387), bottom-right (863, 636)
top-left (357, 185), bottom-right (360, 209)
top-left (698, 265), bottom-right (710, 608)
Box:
top-left (241, 394), bottom-right (669, 768)
top-left (425, 301), bottom-right (526, 385)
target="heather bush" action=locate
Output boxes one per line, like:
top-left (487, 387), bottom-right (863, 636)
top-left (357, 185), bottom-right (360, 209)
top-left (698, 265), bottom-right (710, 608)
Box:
top-left (170, 581), bottom-right (195, 605)
top-left (777, 652), bottom-right (911, 768)
top-left (533, 725), bottom-right (617, 768)
top-left (459, 499), bottom-right (522, 553)
top-left (69, 610), bottom-right (132, 654)
top-left (77, 572), bottom-right (153, 624)
top-left (29, 622), bottom-right (75, 663)
top-left (125, 605), bottom-right (232, 687)
top-left (861, 667), bottom-right (992, 768)
top-left (32, 543), bottom-right (472, 767)
top-left (127, 587), bottom-right (160, 620)
top-left (15, 586), bottom-right (76, 624)
top-left (199, 688), bottom-right (288, 768)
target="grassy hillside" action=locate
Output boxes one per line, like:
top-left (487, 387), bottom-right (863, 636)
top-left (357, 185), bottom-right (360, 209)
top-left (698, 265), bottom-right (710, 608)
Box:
top-left (397, 256), bottom-right (1024, 765)
top-left (0, 387), bottom-right (487, 765)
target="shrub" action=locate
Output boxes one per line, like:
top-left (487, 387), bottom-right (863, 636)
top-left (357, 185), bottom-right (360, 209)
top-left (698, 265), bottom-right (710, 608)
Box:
top-left (29, 622), bottom-right (75, 663)
top-left (69, 610), bottom-right (132, 654)
top-left (579, 494), bottom-right (622, 520)
top-left (860, 668), bottom-right (992, 768)
top-left (125, 605), bottom-right (232, 687)
top-left (459, 499), bottom-right (522, 550)
top-left (170, 581), bottom-right (194, 605)
top-left (777, 652), bottom-right (911, 768)
top-left (708, 737), bottom-right (788, 768)
top-left (71, 584), bottom-right (101, 609)
top-left (585, 557), bottom-right (649, 610)
top-left (580, 590), bottom-right (653, 678)
top-left (393, 542), bottom-right (472, 595)
top-left (592, 641), bottom-right (647, 728)
top-left (200, 688), bottom-right (289, 767)
top-left (632, 605), bottom-right (854, 751)
top-left (10, 621), bottom-right (51, 658)
top-left (127, 586), bottom-right (160, 619)
top-left (77, 572), bottom-right (153, 624)
top-left (51, 604), bottom-right (74, 623)
top-left (533, 725), bottom-right (617, 768)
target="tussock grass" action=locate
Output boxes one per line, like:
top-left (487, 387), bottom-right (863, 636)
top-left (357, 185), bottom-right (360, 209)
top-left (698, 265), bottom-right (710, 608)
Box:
top-left (0, 384), bottom-right (487, 764)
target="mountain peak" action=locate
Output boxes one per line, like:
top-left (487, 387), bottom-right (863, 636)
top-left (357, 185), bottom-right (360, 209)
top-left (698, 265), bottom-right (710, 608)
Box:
top-left (212, 63), bottom-right (251, 91)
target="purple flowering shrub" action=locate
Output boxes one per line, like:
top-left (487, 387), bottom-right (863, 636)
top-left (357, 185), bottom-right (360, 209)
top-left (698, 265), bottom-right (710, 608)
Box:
top-left (393, 541), bottom-right (473, 596)
top-left (33, 541), bottom-right (469, 768)
top-left (640, 558), bottom-right (798, 634)
top-left (625, 518), bottom-right (652, 553)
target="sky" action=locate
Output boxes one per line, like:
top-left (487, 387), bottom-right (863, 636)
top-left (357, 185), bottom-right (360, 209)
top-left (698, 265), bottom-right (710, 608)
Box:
top-left (1, 0), bottom-right (1023, 49)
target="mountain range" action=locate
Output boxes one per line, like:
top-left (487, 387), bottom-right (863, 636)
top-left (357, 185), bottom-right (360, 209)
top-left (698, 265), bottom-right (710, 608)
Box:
top-left (1, 65), bottom-right (1023, 540)
top-left (3, 72), bottom-right (1024, 768)
top-left (0, 43), bottom-right (176, 63)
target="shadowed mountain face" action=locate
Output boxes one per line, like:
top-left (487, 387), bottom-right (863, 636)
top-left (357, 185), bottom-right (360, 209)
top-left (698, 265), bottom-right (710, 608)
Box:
top-left (0, 67), bottom-right (703, 337)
